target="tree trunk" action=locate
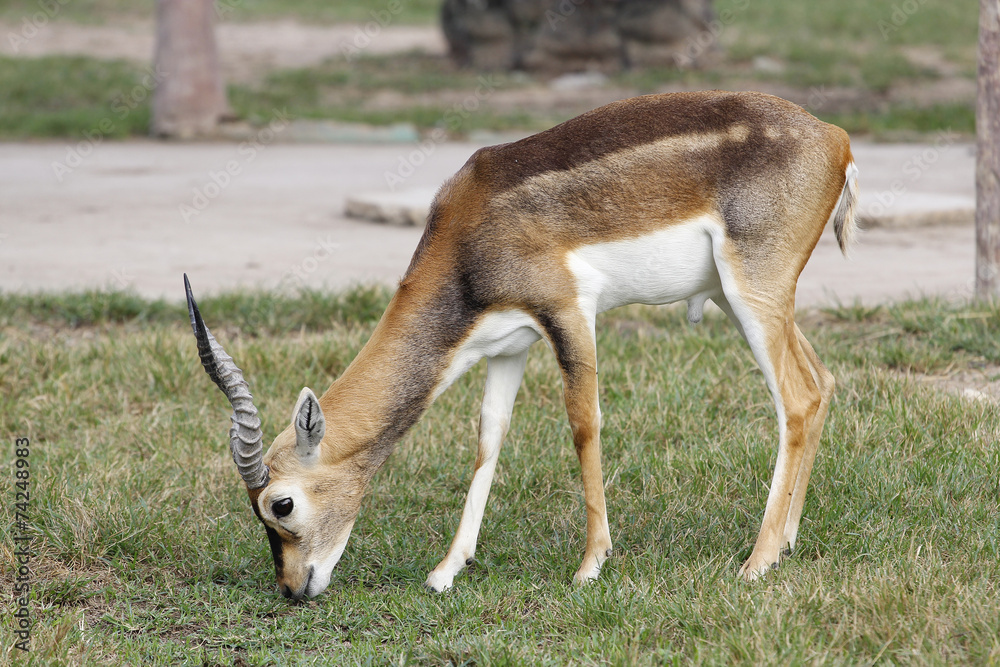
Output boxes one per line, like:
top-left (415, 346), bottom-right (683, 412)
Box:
top-left (152, 0), bottom-right (227, 139)
top-left (976, 0), bottom-right (1000, 299)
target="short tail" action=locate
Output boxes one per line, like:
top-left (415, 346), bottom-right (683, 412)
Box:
top-left (831, 161), bottom-right (859, 256)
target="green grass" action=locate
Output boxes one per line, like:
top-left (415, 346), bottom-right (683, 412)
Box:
top-left (721, 0), bottom-right (978, 62)
top-left (0, 53), bottom-right (550, 140)
top-left (0, 285), bottom-right (393, 332)
top-left (226, 53), bottom-right (549, 136)
top-left (0, 55), bottom-right (151, 139)
top-left (820, 103), bottom-right (977, 139)
top-left (2, 289), bottom-right (999, 664)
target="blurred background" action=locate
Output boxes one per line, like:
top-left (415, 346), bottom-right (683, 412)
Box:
top-left (0, 0), bottom-right (977, 141)
top-left (0, 0), bottom-right (983, 304)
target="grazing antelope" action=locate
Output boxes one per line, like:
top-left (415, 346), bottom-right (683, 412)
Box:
top-left (186, 91), bottom-right (858, 600)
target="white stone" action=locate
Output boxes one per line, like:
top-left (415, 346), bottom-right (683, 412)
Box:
top-left (344, 187), bottom-right (437, 227)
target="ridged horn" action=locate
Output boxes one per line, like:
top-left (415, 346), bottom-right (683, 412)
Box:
top-left (184, 274), bottom-right (269, 489)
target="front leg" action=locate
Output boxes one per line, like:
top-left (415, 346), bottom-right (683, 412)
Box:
top-left (550, 317), bottom-right (612, 585)
top-left (566, 374), bottom-right (612, 585)
top-left (425, 351), bottom-right (528, 591)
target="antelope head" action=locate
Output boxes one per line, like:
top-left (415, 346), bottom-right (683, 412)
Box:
top-left (184, 275), bottom-right (361, 600)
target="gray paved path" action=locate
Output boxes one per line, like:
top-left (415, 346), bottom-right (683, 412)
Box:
top-left (0, 138), bottom-right (978, 307)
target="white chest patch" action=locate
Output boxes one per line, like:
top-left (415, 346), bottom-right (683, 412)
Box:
top-left (565, 216), bottom-right (723, 321)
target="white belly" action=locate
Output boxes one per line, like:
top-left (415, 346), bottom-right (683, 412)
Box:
top-left (433, 217), bottom-right (723, 398)
top-left (566, 216), bottom-right (722, 319)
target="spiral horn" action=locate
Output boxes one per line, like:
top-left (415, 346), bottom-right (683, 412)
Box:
top-left (184, 274), bottom-right (269, 489)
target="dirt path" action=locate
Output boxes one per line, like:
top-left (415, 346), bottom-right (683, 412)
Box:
top-left (0, 139), bottom-right (978, 307)
top-left (0, 20), bottom-right (445, 82)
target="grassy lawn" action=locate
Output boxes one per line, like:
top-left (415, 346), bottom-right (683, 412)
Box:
top-left (0, 0), bottom-right (979, 140)
top-left (0, 55), bottom-right (151, 139)
top-left (1, 289), bottom-right (999, 664)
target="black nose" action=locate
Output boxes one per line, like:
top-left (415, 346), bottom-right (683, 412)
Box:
top-left (279, 567), bottom-right (314, 602)
top-left (280, 583), bottom-right (307, 602)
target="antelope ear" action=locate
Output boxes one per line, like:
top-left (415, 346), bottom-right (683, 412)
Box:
top-left (292, 387), bottom-right (325, 463)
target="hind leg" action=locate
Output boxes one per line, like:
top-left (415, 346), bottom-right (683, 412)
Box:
top-left (714, 291), bottom-right (828, 579)
top-left (541, 311), bottom-right (613, 585)
top-left (781, 324), bottom-right (835, 553)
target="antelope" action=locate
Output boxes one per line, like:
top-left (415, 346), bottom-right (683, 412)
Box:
top-left (186, 90), bottom-right (858, 600)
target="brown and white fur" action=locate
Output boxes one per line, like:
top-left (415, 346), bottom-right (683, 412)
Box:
top-left (188, 90), bottom-right (858, 599)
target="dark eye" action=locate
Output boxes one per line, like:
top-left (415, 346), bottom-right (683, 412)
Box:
top-left (272, 498), bottom-right (294, 518)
